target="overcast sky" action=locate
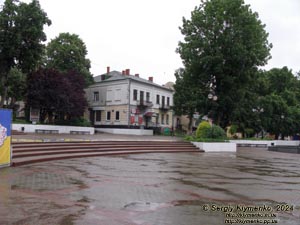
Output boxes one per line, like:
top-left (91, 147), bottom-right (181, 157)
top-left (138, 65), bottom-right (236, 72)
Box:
top-left (21, 0), bottom-right (300, 84)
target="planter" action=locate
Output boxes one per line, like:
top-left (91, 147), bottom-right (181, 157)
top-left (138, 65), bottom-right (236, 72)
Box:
top-left (192, 142), bottom-right (236, 152)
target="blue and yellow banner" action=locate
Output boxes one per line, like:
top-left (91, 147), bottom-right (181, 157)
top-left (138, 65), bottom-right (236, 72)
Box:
top-left (0, 109), bottom-right (12, 167)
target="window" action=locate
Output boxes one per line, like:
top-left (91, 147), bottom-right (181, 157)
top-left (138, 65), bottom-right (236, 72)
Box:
top-left (115, 111), bottom-right (120, 121)
top-left (162, 96), bottom-right (165, 106)
top-left (115, 89), bottom-right (121, 101)
top-left (167, 97), bottom-right (170, 106)
top-left (93, 92), bottom-right (99, 101)
top-left (156, 95), bottom-right (160, 104)
top-left (140, 91), bottom-right (144, 102)
top-left (161, 114), bottom-right (165, 124)
top-left (95, 111), bottom-right (101, 122)
top-left (166, 114), bottom-right (169, 125)
top-left (106, 90), bottom-right (113, 102)
top-left (106, 111), bottom-right (111, 121)
top-left (133, 89), bottom-right (138, 101)
top-left (146, 92), bottom-right (150, 102)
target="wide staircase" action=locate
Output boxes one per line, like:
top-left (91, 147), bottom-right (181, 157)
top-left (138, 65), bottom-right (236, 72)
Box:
top-left (12, 141), bottom-right (202, 166)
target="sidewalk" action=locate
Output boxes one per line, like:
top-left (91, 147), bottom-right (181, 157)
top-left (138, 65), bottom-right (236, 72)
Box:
top-left (1, 147), bottom-right (300, 225)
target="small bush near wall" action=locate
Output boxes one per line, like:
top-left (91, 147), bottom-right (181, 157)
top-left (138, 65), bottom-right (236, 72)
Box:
top-left (196, 121), bottom-right (226, 139)
top-left (196, 121), bottom-right (211, 138)
top-left (55, 118), bottom-right (91, 127)
top-left (185, 121), bottom-right (228, 142)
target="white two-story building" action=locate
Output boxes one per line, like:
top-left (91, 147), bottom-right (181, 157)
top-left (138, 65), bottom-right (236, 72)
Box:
top-left (85, 67), bottom-right (174, 134)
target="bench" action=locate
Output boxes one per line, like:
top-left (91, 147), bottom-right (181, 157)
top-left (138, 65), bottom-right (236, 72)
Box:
top-left (70, 131), bottom-right (90, 135)
top-left (237, 143), bottom-right (268, 148)
top-left (35, 129), bottom-right (59, 134)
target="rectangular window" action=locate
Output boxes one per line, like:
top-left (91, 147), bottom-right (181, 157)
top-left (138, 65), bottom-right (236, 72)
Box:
top-left (156, 94), bottom-right (160, 104)
top-left (146, 92), bottom-right (150, 102)
top-left (166, 114), bottom-right (169, 125)
top-left (95, 111), bottom-right (101, 122)
top-left (106, 90), bottom-right (113, 102)
top-left (115, 89), bottom-right (121, 101)
top-left (93, 92), bottom-right (99, 101)
top-left (140, 91), bottom-right (144, 102)
top-left (162, 96), bottom-right (165, 106)
top-left (106, 111), bottom-right (111, 121)
top-left (167, 97), bottom-right (170, 106)
top-left (161, 114), bottom-right (164, 124)
top-left (115, 111), bottom-right (120, 121)
top-left (133, 89), bottom-right (138, 101)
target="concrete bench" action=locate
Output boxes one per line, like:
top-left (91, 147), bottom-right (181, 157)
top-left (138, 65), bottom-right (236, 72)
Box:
top-left (70, 131), bottom-right (90, 135)
top-left (35, 129), bottom-right (59, 134)
top-left (237, 143), bottom-right (268, 148)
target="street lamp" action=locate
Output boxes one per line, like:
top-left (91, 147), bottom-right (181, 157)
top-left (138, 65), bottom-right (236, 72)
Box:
top-left (208, 91), bottom-right (218, 138)
top-left (252, 107), bottom-right (264, 138)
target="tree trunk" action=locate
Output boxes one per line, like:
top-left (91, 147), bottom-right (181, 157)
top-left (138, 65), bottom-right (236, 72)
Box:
top-left (0, 76), bottom-right (8, 108)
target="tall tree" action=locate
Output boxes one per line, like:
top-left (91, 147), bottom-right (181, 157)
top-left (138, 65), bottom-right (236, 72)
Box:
top-left (7, 68), bottom-right (27, 109)
top-left (27, 68), bottom-right (87, 123)
top-left (173, 68), bottom-right (204, 132)
top-left (46, 32), bottom-right (93, 86)
top-left (176, 0), bottom-right (272, 128)
top-left (0, 0), bottom-right (51, 107)
top-left (258, 67), bottom-right (300, 139)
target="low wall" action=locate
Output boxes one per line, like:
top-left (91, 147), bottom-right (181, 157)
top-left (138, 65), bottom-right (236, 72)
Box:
top-left (230, 140), bottom-right (300, 147)
top-left (192, 142), bottom-right (236, 152)
top-left (96, 128), bottom-right (153, 136)
top-left (13, 124), bottom-right (95, 135)
top-left (268, 146), bottom-right (300, 154)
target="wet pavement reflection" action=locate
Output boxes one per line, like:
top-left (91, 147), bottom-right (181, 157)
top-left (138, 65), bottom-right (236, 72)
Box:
top-left (1, 147), bottom-right (300, 225)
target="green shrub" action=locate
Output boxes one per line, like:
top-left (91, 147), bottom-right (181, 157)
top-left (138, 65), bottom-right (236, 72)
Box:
top-left (196, 121), bottom-right (227, 139)
top-left (196, 121), bottom-right (211, 138)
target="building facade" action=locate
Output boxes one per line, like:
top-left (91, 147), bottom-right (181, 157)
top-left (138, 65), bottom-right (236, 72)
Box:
top-left (85, 68), bottom-right (174, 131)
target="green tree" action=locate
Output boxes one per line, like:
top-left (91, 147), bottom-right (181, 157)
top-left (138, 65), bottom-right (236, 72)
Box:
top-left (176, 0), bottom-right (272, 128)
top-left (0, 0), bottom-right (51, 107)
top-left (173, 68), bottom-right (205, 132)
top-left (27, 68), bottom-right (87, 124)
top-left (46, 32), bottom-right (93, 86)
top-left (7, 68), bottom-right (27, 108)
top-left (258, 67), bottom-right (300, 139)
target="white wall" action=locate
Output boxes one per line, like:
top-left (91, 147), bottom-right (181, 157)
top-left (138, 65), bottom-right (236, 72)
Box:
top-left (192, 142), bottom-right (237, 152)
top-left (230, 140), bottom-right (300, 147)
top-left (13, 124), bottom-right (95, 134)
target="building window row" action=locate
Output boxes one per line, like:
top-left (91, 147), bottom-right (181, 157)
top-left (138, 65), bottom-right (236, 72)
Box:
top-left (156, 95), bottom-right (170, 106)
top-left (156, 113), bottom-right (170, 125)
top-left (95, 111), bottom-right (120, 122)
top-left (133, 89), bottom-right (151, 102)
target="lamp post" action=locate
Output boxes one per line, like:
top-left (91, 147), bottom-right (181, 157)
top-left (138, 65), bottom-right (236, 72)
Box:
top-left (280, 114), bottom-right (285, 140)
top-left (252, 107), bottom-right (264, 138)
top-left (208, 92), bottom-right (218, 138)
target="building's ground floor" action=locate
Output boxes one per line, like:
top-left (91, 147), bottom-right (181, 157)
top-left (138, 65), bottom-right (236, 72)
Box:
top-left (87, 104), bottom-right (174, 130)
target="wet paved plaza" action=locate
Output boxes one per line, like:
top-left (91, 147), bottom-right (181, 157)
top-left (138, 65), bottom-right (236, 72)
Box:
top-left (0, 147), bottom-right (300, 225)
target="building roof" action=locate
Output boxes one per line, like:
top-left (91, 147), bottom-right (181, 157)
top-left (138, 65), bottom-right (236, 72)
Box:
top-left (93, 70), bottom-right (174, 92)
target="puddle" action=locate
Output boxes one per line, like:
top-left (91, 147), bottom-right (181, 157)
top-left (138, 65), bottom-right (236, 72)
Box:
top-left (123, 201), bottom-right (172, 211)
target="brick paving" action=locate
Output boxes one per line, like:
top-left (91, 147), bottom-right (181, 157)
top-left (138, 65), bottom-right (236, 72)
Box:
top-left (0, 133), bottom-right (299, 224)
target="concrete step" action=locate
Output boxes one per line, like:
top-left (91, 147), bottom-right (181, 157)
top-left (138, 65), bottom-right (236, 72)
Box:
top-left (12, 141), bottom-right (202, 166)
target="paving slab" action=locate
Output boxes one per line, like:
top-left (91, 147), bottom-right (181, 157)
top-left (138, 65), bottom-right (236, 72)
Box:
top-left (1, 147), bottom-right (300, 224)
